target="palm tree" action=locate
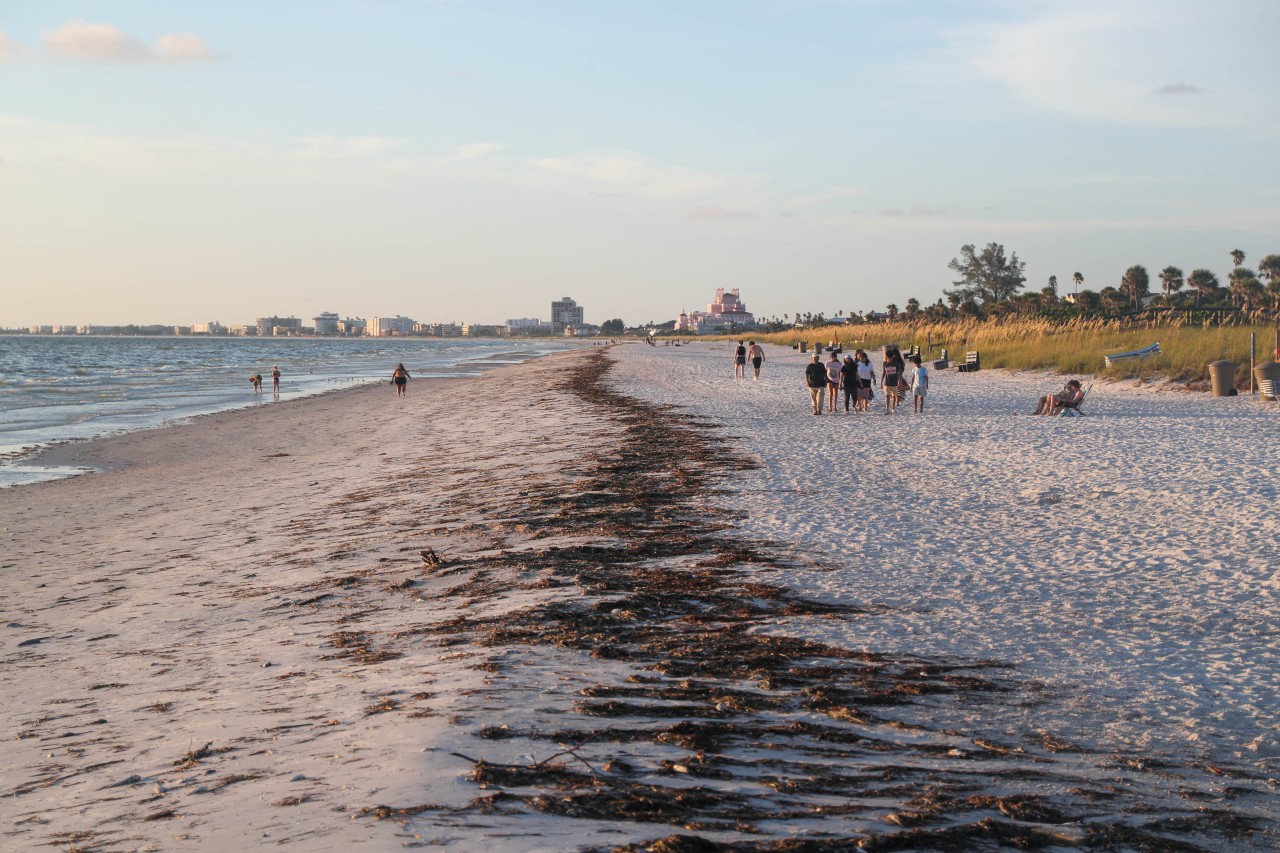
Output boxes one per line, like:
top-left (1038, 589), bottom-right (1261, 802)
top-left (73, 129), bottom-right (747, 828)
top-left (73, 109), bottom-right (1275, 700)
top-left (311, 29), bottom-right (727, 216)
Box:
top-left (1040, 286), bottom-right (1057, 306)
top-left (1158, 265), bottom-right (1184, 301)
top-left (1186, 269), bottom-right (1219, 308)
top-left (885, 303), bottom-right (899, 321)
top-left (946, 292), bottom-right (961, 311)
top-left (1120, 265), bottom-right (1150, 309)
top-left (904, 298), bottom-right (920, 319)
top-left (1073, 272), bottom-right (1083, 294)
top-left (1258, 255), bottom-right (1280, 312)
top-left (1229, 268), bottom-right (1261, 311)
top-left (1230, 249), bottom-right (1245, 270)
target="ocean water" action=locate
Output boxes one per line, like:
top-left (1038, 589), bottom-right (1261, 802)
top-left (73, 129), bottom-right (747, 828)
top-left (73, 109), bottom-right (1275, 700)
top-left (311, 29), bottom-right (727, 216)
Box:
top-left (0, 335), bottom-right (585, 487)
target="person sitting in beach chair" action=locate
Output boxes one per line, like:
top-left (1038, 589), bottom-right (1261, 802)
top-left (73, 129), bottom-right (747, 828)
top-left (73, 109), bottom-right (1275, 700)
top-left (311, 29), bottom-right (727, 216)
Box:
top-left (1033, 380), bottom-right (1084, 416)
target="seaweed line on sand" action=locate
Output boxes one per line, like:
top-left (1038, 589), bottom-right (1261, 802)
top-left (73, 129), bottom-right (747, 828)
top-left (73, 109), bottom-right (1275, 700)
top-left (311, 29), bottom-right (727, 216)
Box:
top-left (361, 349), bottom-right (1270, 851)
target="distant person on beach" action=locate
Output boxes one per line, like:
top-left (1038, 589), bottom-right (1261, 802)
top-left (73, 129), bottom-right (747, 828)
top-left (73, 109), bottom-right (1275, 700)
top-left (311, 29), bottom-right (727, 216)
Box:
top-left (840, 355), bottom-right (859, 412)
top-left (746, 341), bottom-right (765, 379)
top-left (855, 350), bottom-right (875, 412)
top-left (391, 363), bottom-right (411, 397)
top-left (1034, 380), bottom-right (1084, 416)
top-left (909, 355), bottom-right (929, 413)
top-left (825, 352), bottom-right (842, 412)
top-left (881, 346), bottom-right (905, 413)
top-left (734, 341), bottom-right (748, 379)
top-left (250, 373), bottom-right (262, 394)
top-left (271, 366), bottom-right (281, 395)
top-left (805, 354), bottom-right (828, 415)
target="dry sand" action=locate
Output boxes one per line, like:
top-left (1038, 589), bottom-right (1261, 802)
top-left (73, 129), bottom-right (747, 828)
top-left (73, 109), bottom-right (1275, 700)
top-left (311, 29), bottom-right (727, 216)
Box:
top-left (2, 344), bottom-right (1277, 852)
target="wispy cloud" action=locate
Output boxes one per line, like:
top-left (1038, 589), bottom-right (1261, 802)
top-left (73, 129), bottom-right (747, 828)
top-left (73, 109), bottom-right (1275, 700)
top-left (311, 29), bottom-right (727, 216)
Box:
top-left (39, 20), bottom-right (216, 63)
top-left (453, 141), bottom-right (505, 160)
top-left (783, 186), bottom-right (868, 211)
top-left (295, 137), bottom-right (406, 159)
top-left (880, 204), bottom-right (945, 217)
top-left (0, 29), bottom-right (27, 63)
top-left (688, 206), bottom-right (758, 221)
top-left (1153, 82), bottom-right (1207, 96)
top-left (948, 1), bottom-right (1274, 132)
top-left (534, 151), bottom-right (736, 197)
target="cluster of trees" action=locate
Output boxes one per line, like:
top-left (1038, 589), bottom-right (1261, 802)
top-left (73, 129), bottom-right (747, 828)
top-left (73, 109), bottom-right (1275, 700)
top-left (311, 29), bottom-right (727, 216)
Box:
top-left (756, 243), bottom-right (1279, 329)
top-left (939, 244), bottom-right (1279, 319)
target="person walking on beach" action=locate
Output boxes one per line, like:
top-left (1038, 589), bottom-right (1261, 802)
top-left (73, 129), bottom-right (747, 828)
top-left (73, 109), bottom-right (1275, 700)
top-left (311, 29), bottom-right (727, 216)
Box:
top-left (840, 355), bottom-right (859, 412)
top-left (391, 363), bottom-right (411, 397)
top-left (249, 373), bottom-right (262, 394)
top-left (805, 354), bottom-right (828, 415)
top-left (746, 341), bottom-right (765, 380)
top-left (881, 346), bottom-right (905, 413)
top-left (855, 350), bottom-right (875, 412)
top-left (825, 352), bottom-right (842, 412)
top-left (271, 366), bottom-right (281, 396)
top-left (734, 341), bottom-right (748, 380)
top-left (909, 355), bottom-right (929, 413)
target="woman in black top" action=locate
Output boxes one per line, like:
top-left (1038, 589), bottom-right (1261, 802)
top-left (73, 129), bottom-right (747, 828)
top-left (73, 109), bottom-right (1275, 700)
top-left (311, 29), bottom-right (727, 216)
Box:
top-left (840, 356), bottom-right (859, 412)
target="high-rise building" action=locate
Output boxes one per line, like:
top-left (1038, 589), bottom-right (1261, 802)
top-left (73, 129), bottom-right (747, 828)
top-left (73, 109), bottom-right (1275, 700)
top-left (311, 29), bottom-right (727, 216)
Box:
top-left (257, 316), bottom-right (302, 336)
top-left (368, 315), bottom-right (415, 336)
top-left (313, 312), bottom-right (340, 335)
top-left (551, 297), bottom-right (583, 332)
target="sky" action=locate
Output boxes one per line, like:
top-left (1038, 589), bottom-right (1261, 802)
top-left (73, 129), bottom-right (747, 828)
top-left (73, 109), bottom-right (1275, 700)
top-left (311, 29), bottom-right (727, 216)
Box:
top-left (1, 0), bottom-right (1277, 327)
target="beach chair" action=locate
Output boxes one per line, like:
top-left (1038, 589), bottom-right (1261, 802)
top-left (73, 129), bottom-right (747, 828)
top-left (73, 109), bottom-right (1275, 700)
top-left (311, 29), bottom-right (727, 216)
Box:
top-left (1057, 384), bottom-right (1091, 417)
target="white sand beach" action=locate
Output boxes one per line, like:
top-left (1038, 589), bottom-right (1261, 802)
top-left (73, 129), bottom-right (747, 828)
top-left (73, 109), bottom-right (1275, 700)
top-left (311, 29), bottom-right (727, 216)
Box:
top-left (2, 344), bottom-right (1277, 852)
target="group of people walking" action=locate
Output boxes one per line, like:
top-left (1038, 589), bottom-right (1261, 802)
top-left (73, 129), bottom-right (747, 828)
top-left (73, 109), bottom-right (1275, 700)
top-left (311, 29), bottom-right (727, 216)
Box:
top-left (802, 345), bottom-right (928, 415)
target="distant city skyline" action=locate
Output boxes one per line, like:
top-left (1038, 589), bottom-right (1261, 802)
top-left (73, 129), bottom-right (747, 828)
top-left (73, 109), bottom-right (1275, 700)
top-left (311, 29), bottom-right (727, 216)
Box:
top-left (2, 1), bottom-right (1277, 327)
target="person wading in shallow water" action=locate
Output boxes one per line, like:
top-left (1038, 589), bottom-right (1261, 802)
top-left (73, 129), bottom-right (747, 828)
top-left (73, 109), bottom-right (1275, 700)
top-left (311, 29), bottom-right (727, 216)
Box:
top-left (391, 363), bottom-right (411, 398)
top-left (805, 354), bottom-right (828, 415)
top-left (271, 366), bottom-right (281, 396)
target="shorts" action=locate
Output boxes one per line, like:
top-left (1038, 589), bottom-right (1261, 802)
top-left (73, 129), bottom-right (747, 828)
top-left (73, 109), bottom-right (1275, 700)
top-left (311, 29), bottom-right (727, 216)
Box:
top-left (752, 357), bottom-right (762, 368)
top-left (913, 387), bottom-right (927, 397)
top-left (735, 357), bottom-right (746, 365)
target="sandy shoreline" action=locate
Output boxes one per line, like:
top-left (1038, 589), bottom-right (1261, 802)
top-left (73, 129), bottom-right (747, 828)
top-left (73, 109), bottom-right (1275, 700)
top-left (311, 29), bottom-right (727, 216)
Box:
top-left (3, 345), bottom-right (1277, 851)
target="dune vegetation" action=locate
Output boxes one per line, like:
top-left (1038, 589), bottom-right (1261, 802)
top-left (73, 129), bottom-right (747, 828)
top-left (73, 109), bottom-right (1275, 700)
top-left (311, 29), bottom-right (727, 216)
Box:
top-left (734, 318), bottom-right (1278, 385)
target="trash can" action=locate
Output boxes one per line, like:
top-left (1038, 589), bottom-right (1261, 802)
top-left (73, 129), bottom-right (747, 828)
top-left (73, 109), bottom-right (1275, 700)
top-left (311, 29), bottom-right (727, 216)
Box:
top-left (799, 341), bottom-right (807, 353)
top-left (1253, 361), bottom-right (1280, 401)
top-left (1208, 360), bottom-right (1237, 397)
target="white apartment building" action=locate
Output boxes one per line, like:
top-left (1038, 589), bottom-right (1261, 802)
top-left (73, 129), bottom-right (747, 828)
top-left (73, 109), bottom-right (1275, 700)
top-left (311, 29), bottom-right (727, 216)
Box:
top-left (551, 297), bottom-right (584, 332)
top-left (368, 315), bottom-right (415, 336)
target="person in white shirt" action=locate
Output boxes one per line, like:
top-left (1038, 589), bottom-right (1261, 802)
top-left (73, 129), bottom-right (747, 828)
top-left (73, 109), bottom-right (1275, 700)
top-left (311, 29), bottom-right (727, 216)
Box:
top-left (825, 353), bottom-right (842, 412)
top-left (910, 355), bottom-right (929, 413)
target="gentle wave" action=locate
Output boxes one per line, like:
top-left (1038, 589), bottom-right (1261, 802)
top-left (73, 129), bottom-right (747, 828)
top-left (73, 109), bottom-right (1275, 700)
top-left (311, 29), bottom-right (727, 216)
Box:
top-left (0, 335), bottom-right (587, 487)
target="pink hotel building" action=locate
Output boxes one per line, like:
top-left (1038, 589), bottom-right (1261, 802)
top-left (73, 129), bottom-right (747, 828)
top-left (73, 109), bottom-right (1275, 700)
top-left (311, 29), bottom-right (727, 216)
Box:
top-left (674, 288), bottom-right (756, 333)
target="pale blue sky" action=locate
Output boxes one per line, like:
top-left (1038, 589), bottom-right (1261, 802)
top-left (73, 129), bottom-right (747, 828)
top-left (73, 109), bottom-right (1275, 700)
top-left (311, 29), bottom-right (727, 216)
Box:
top-left (2, 1), bottom-right (1277, 326)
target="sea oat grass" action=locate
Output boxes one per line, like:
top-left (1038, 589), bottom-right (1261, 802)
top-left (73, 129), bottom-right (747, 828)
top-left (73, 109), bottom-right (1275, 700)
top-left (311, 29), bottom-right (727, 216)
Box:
top-left (716, 320), bottom-right (1278, 386)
